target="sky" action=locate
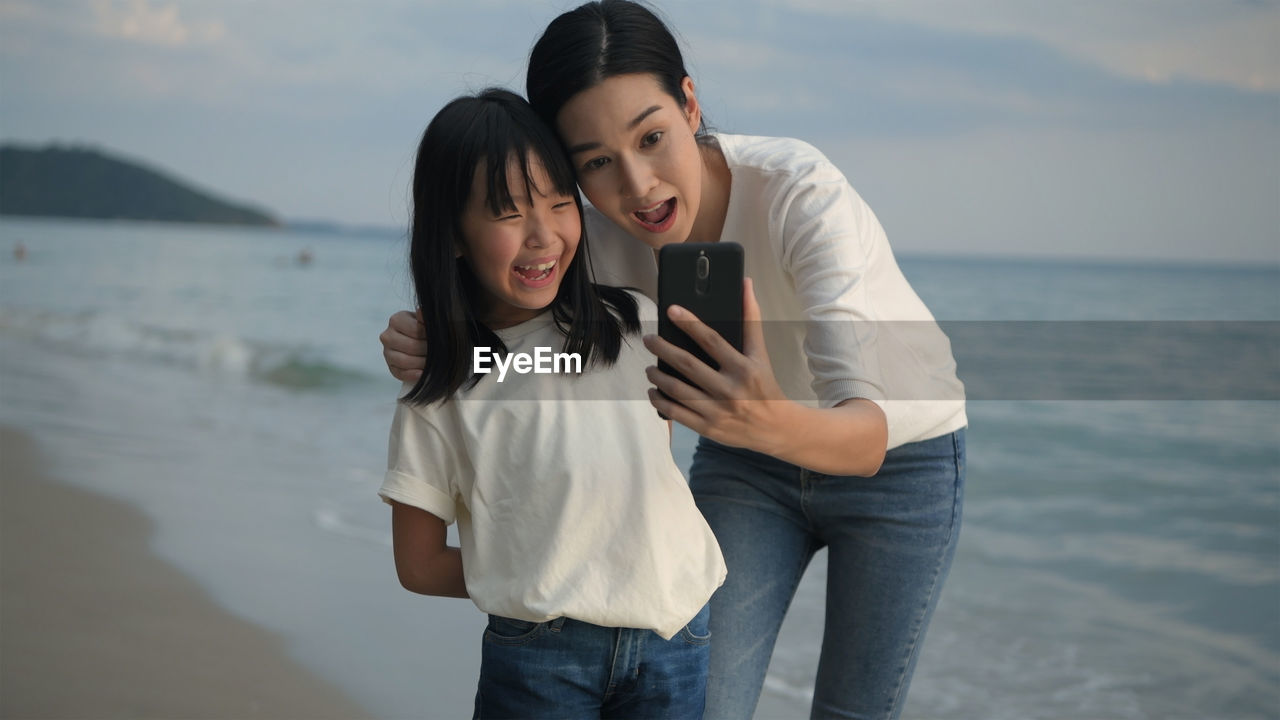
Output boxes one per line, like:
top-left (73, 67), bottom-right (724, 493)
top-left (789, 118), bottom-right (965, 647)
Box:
top-left (0, 0), bottom-right (1277, 263)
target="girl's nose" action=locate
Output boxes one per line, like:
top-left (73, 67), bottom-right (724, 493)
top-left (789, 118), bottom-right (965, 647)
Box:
top-left (524, 213), bottom-right (554, 248)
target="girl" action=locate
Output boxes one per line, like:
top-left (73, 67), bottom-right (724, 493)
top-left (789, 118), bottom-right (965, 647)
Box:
top-left (381, 87), bottom-right (726, 719)
top-left (382, 4), bottom-right (967, 718)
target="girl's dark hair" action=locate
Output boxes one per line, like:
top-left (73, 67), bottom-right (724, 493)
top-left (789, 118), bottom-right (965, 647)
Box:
top-left (526, 0), bottom-right (706, 135)
top-left (403, 87), bottom-right (639, 406)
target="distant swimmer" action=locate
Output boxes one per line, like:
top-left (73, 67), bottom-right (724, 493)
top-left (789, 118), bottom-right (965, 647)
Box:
top-left (13, 242), bottom-right (26, 261)
top-left (296, 248), bottom-right (313, 266)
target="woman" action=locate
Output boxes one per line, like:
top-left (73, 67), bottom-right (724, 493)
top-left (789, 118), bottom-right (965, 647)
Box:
top-left (381, 2), bottom-right (966, 717)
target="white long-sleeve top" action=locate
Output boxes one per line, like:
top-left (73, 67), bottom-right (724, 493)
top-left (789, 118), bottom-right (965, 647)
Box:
top-left (584, 134), bottom-right (967, 450)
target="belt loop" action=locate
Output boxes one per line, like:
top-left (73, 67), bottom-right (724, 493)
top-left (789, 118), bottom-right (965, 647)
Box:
top-left (550, 617), bottom-right (567, 632)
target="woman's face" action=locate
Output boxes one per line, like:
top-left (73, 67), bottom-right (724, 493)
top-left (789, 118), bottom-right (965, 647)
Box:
top-left (556, 73), bottom-right (704, 250)
top-left (457, 152), bottom-right (581, 329)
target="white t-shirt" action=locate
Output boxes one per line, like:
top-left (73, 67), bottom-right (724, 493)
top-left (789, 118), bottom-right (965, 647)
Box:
top-left (584, 134), bottom-right (968, 450)
top-left (380, 293), bottom-right (726, 640)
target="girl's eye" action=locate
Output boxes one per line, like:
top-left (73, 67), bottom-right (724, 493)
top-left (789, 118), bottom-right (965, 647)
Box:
top-left (496, 212), bottom-right (521, 221)
top-left (641, 131), bottom-right (663, 147)
top-left (553, 200), bottom-right (574, 210)
top-left (582, 157), bottom-right (610, 172)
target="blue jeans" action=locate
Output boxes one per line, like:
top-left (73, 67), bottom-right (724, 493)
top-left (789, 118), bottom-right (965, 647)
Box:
top-left (474, 604), bottom-right (711, 719)
top-left (691, 430), bottom-right (965, 720)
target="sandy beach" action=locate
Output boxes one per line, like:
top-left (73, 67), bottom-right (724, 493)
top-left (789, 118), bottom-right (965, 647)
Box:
top-left (0, 426), bottom-right (370, 720)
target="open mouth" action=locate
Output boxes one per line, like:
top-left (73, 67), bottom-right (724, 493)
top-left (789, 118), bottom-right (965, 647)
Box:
top-left (513, 259), bottom-right (557, 282)
top-left (633, 198), bottom-right (677, 232)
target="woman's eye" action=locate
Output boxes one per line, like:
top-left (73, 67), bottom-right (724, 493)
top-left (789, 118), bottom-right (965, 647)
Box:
top-left (583, 157), bottom-right (609, 172)
top-left (642, 131), bottom-right (663, 147)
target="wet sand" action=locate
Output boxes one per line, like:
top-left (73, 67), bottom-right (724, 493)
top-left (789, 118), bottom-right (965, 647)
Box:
top-left (0, 426), bottom-right (370, 719)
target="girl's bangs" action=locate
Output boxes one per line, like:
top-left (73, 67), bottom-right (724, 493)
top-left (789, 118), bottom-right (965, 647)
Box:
top-left (477, 114), bottom-right (578, 217)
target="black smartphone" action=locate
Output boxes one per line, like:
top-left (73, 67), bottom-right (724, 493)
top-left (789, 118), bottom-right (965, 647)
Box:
top-left (657, 242), bottom-right (744, 394)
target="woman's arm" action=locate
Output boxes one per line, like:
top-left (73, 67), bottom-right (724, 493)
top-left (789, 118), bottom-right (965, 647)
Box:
top-left (381, 310), bottom-right (428, 383)
top-left (389, 500), bottom-right (468, 598)
top-left (644, 278), bottom-right (887, 477)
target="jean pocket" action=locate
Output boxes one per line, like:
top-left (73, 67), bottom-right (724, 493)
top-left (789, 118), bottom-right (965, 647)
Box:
top-left (483, 615), bottom-right (545, 646)
top-left (678, 606), bottom-right (711, 646)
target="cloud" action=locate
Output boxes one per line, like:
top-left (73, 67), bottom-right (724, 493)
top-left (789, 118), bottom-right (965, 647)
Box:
top-left (1, 0), bottom-right (1275, 263)
top-left (821, 125), bottom-right (1280, 263)
top-left (672, 2), bottom-right (1277, 145)
top-left (771, 0), bottom-right (1280, 92)
top-left (90, 0), bottom-right (224, 46)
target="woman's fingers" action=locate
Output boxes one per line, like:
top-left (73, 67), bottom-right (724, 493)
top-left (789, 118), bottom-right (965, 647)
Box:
top-left (380, 328), bottom-right (427, 359)
top-left (381, 310), bottom-right (428, 378)
top-left (642, 332), bottom-right (732, 397)
top-left (384, 349), bottom-right (426, 382)
top-left (645, 363), bottom-right (713, 406)
top-left (662, 304), bottom-right (743, 368)
top-left (388, 310), bottom-right (427, 341)
top-left (381, 310), bottom-right (428, 382)
top-left (647, 388), bottom-right (710, 434)
top-left (641, 278), bottom-right (792, 446)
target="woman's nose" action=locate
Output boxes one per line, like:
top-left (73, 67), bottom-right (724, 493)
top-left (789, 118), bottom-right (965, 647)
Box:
top-left (619, 157), bottom-right (657, 199)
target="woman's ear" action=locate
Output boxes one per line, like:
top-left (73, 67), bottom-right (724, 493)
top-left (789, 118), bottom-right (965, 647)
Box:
top-left (680, 76), bottom-right (701, 133)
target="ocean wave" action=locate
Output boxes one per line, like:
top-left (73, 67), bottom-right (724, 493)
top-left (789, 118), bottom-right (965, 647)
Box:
top-left (963, 525), bottom-right (1280, 587)
top-left (314, 505), bottom-right (392, 548)
top-left (0, 305), bottom-right (377, 391)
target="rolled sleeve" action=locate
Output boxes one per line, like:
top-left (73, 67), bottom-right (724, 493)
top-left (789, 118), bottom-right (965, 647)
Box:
top-left (379, 399), bottom-right (459, 524)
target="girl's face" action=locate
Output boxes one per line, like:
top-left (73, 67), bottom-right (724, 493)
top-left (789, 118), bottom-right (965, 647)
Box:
top-left (556, 73), bottom-right (705, 249)
top-left (457, 153), bottom-right (581, 329)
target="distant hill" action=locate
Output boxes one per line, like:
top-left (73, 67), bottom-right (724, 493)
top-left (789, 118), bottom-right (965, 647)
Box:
top-left (0, 143), bottom-right (278, 226)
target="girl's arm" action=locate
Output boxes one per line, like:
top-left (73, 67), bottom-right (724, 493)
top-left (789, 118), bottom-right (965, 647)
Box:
top-left (644, 278), bottom-right (887, 477)
top-left (389, 500), bottom-right (468, 598)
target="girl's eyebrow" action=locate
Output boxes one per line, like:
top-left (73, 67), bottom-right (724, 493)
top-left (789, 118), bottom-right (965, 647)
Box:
top-left (566, 105), bottom-right (662, 155)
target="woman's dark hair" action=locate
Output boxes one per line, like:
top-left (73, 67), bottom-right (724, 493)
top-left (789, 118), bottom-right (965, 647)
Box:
top-left (403, 87), bottom-right (639, 406)
top-left (526, 0), bottom-right (706, 135)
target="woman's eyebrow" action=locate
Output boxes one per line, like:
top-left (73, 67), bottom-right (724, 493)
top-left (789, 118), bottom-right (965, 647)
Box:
top-left (628, 105), bottom-right (662, 129)
top-left (566, 105), bottom-right (663, 155)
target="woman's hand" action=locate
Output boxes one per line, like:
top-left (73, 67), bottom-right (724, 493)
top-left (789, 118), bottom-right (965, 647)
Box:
top-left (643, 278), bottom-right (789, 453)
top-left (643, 277), bottom-right (887, 476)
top-left (381, 310), bottom-right (428, 383)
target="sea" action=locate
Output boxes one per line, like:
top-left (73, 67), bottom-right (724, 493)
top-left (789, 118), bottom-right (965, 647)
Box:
top-left (1, 215), bottom-right (1277, 720)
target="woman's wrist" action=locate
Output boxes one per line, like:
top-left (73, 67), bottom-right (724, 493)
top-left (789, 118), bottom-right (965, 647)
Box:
top-left (752, 398), bottom-right (805, 459)
top-left (754, 399), bottom-right (887, 476)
